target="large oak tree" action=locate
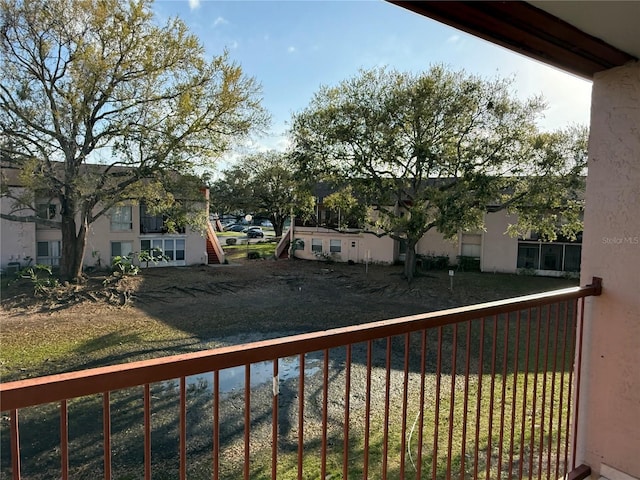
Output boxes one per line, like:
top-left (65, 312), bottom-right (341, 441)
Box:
top-left (291, 66), bottom-right (587, 281)
top-left (210, 151), bottom-right (314, 237)
top-left (0, 0), bottom-right (268, 280)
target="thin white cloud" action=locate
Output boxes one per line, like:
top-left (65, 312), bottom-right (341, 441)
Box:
top-left (188, 0), bottom-right (200, 11)
top-left (213, 16), bottom-right (228, 27)
top-left (229, 40), bottom-right (239, 49)
top-left (446, 34), bottom-right (460, 44)
top-left (287, 46), bottom-right (296, 53)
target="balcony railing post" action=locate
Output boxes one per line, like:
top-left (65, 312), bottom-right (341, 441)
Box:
top-left (272, 359), bottom-right (279, 480)
top-left (10, 409), bottom-right (20, 480)
top-left (144, 384), bottom-right (152, 480)
top-left (296, 354), bottom-right (305, 480)
top-left (103, 392), bottom-right (111, 480)
top-left (572, 296), bottom-right (588, 471)
top-left (60, 399), bottom-right (68, 480)
top-left (342, 345), bottom-right (352, 480)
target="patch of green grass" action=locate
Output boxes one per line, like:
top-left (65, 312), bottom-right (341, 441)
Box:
top-left (0, 319), bottom-right (190, 379)
top-left (222, 241), bottom-right (277, 262)
top-left (216, 231), bottom-right (242, 237)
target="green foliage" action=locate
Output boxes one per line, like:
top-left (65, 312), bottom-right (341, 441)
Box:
top-left (323, 185), bottom-right (367, 228)
top-left (518, 267), bottom-right (537, 276)
top-left (222, 241), bottom-right (276, 262)
top-left (315, 251), bottom-right (335, 263)
top-left (14, 264), bottom-right (59, 296)
top-left (209, 151), bottom-right (313, 237)
top-left (0, 0), bottom-right (268, 280)
top-left (456, 255), bottom-right (481, 272)
top-left (111, 256), bottom-right (140, 277)
top-left (109, 248), bottom-right (169, 278)
top-left (417, 254), bottom-right (450, 270)
top-left (137, 248), bottom-right (169, 267)
top-left (291, 65), bottom-right (587, 280)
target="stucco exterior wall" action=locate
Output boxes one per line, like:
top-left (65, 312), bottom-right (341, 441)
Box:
top-left (292, 227), bottom-right (396, 264)
top-left (184, 227), bottom-right (208, 266)
top-left (0, 189), bottom-right (36, 270)
top-left (481, 211), bottom-right (519, 273)
top-left (0, 196), bottom-right (208, 271)
top-left (578, 61), bottom-right (640, 478)
top-left (416, 229), bottom-right (458, 261)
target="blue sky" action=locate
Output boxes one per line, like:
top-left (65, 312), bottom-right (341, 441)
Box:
top-left (153, 0), bottom-right (592, 163)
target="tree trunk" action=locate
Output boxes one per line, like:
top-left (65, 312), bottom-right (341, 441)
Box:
top-left (272, 214), bottom-right (285, 238)
top-left (403, 239), bottom-right (418, 284)
top-left (59, 209), bottom-right (88, 282)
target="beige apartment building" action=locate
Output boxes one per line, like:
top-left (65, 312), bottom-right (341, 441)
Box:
top-left (0, 180), bottom-right (211, 274)
top-left (289, 209), bottom-right (582, 277)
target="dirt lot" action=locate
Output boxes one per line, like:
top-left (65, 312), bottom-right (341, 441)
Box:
top-left (0, 257), bottom-right (577, 381)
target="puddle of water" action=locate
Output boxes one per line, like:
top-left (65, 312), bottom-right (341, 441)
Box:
top-left (175, 356), bottom-right (322, 395)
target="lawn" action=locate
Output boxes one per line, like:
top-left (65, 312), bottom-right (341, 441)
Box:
top-left (221, 238), bottom-right (278, 262)
top-left (0, 260), bottom-right (577, 381)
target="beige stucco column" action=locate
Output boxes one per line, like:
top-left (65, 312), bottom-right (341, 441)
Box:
top-left (578, 61), bottom-right (640, 478)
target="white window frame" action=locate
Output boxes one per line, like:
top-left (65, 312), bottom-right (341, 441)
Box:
top-left (37, 241), bottom-right (61, 266)
top-left (141, 237), bottom-right (186, 266)
top-left (311, 238), bottom-right (323, 253)
top-left (110, 206), bottom-right (133, 231)
top-left (110, 241), bottom-right (133, 262)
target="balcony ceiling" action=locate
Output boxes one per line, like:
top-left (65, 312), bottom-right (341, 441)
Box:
top-left (390, 1), bottom-right (639, 79)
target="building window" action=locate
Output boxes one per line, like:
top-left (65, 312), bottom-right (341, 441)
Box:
top-left (140, 205), bottom-right (186, 234)
top-left (564, 245), bottom-right (582, 272)
top-left (37, 241), bottom-right (61, 266)
top-left (517, 242), bottom-right (582, 272)
top-left (541, 244), bottom-right (563, 270)
top-left (36, 203), bottom-right (57, 220)
top-left (110, 206), bottom-right (133, 231)
top-left (461, 234), bottom-right (482, 258)
top-left (141, 238), bottom-right (186, 264)
top-left (111, 241), bottom-right (133, 261)
top-left (330, 239), bottom-right (341, 253)
top-left (517, 244), bottom-right (540, 269)
top-left (311, 238), bottom-right (322, 253)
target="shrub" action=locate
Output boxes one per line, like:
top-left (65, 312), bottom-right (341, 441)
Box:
top-left (111, 255), bottom-right (139, 276)
top-left (518, 267), bottom-right (537, 276)
top-left (418, 254), bottom-right (450, 270)
top-left (456, 255), bottom-right (481, 271)
top-left (247, 251), bottom-right (261, 260)
top-left (13, 264), bottom-right (59, 296)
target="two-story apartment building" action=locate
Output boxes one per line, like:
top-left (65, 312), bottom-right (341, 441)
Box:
top-left (286, 207), bottom-right (582, 277)
top-left (0, 166), bottom-right (215, 273)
